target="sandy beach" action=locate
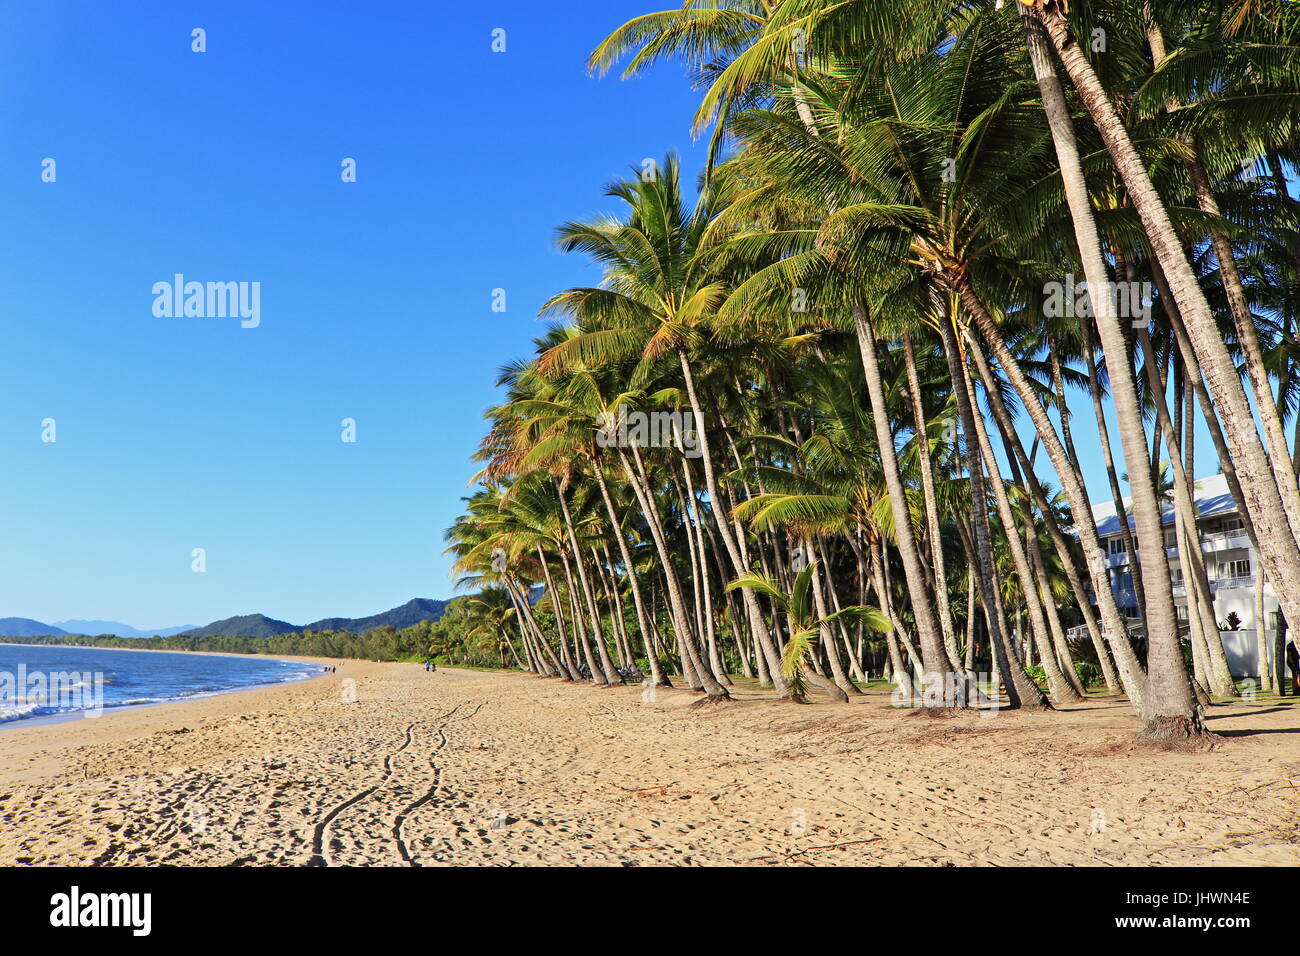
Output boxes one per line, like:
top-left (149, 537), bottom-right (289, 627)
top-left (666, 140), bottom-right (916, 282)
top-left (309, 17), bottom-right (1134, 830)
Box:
top-left (1, 661), bottom-right (1297, 866)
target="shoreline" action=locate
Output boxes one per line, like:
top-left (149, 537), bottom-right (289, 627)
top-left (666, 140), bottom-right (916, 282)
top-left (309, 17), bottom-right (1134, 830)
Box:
top-left (2, 662), bottom-right (1298, 865)
top-left (0, 644), bottom-right (339, 733)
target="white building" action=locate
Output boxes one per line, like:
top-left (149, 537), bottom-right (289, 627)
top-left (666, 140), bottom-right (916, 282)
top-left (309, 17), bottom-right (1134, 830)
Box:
top-left (1087, 473), bottom-right (1278, 677)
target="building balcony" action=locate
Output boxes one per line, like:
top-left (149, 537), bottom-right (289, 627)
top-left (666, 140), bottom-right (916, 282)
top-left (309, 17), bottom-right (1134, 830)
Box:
top-left (1199, 530), bottom-right (1251, 554)
top-left (1210, 574), bottom-right (1255, 593)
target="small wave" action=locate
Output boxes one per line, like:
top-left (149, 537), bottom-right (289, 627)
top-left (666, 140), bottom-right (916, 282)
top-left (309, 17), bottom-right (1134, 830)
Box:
top-left (0, 702), bottom-right (55, 724)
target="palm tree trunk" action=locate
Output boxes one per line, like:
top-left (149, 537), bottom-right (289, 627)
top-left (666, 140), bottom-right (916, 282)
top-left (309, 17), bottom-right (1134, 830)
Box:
top-left (1028, 524), bottom-right (1087, 696)
top-left (804, 535), bottom-right (856, 697)
top-left (621, 446), bottom-right (722, 695)
top-left (596, 544), bottom-right (632, 669)
top-left (676, 349), bottom-right (785, 697)
top-left (591, 461), bottom-right (668, 686)
top-left (959, 303), bottom-right (1151, 712)
top-left (535, 547), bottom-right (580, 680)
top-left (1033, 4), bottom-right (1300, 708)
top-left (1141, 10), bottom-right (1300, 515)
top-left (851, 305), bottom-right (957, 702)
top-left (868, 536), bottom-right (911, 693)
top-left (1257, 569), bottom-right (1273, 693)
top-left (816, 536), bottom-right (868, 685)
top-left (991, 393), bottom-right (1121, 693)
top-left (508, 575), bottom-right (567, 678)
top-left (1080, 324), bottom-right (1148, 617)
top-left (956, 339), bottom-right (1071, 703)
top-left (554, 482), bottom-right (620, 685)
top-left (902, 331), bottom-right (962, 667)
top-left (1136, 329), bottom-right (1237, 697)
top-left (1023, 1), bottom-right (1200, 720)
top-left (561, 554), bottom-right (605, 683)
top-left (965, 570), bottom-right (978, 673)
top-left (938, 315), bottom-right (1041, 709)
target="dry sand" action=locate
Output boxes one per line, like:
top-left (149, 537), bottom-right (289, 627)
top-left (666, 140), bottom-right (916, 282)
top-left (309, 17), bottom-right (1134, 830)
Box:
top-left (0, 661), bottom-right (1297, 866)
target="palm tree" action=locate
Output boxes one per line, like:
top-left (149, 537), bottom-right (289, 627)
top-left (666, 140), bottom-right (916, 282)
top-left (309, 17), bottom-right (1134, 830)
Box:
top-left (728, 560), bottom-right (892, 701)
top-left (1020, 2), bottom-right (1300, 711)
top-left (537, 154), bottom-right (788, 697)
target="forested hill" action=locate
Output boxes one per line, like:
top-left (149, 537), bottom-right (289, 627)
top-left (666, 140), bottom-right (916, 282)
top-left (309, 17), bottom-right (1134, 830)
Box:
top-left (171, 599), bottom-right (450, 638)
top-left (0, 598), bottom-right (462, 663)
top-left (304, 598), bottom-right (449, 633)
top-left (180, 614), bottom-right (297, 638)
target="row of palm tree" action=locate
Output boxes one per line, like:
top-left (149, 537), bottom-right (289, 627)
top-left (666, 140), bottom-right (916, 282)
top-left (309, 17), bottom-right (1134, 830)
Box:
top-left (445, 0), bottom-right (1300, 742)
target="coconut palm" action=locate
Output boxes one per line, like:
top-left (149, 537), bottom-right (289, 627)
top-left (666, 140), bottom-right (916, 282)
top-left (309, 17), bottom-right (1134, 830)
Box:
top-left (728, 560), bottom-right (892, 701)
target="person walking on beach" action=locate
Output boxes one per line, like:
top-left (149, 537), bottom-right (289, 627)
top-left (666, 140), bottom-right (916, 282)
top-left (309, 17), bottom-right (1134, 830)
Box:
top-left (1287, 638), bottom-right (1299, 697)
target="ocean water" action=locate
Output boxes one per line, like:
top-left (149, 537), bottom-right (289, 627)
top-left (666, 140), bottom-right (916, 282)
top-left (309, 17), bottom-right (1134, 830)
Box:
top-left (0, 643), bottom-right (325, 726)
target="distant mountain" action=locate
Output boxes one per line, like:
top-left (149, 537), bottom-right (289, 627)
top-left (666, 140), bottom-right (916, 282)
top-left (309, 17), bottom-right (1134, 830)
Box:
top-left (6, 599), bottom-right (453, 641)
top-left (180, 614), bottom-right (298, 639)
top-left (0, 618), bottom-right (68, 637)
top-left (54, 620), bottom-right (197, 639)
top-left (304, 598), bottom-right (449, 633)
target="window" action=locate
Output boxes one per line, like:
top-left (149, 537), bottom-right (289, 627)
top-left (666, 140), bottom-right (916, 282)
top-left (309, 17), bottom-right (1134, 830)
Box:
top-left (1108, 537), bottom-right (1126, 555)
top-left (1223, 518), bottom-right (1244, 533)
top-left (1219, 559), bottom-right (1250, 579)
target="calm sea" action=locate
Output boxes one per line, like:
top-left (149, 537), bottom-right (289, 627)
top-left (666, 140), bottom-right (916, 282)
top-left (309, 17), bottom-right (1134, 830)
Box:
top-left (0, 643), bottom-right (324, 726)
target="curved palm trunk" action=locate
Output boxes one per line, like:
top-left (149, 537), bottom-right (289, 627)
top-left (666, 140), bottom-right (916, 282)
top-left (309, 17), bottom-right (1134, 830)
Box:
top-left (504, 576), bottom-right (546, 674)
top-left (671, 457), bottom-right (731, 685)
top-left (960, 345), bottom-right (1078, 703)
top-left (676, 349), bottom-right (784, 697)
top-left (851, 305), bottom-right (958, 704)
top-left (959, 300), bottom-right (1149, 712)
top-left (595, 544), bottom-right (632, 668)
top-left (1003, 413), bottom-right (1122, 693)
top-left (507, 575), bottom-right (566, 678)
top-left (704, 511), bottom-right (752, 679)
top-left (618, 446), bottom-right (726, 695)
top-left (1020, 1), bottom-right (1175, 711)
top-left (1141, 11), bottom-right (1300, 517)
top-left (1136, 329), bottom-right (1237, 697)
top-left (805, 536), bottom-right (856, 697)
top-left (551, 530), bottom-right (605, 686)
top-left (503, 583), bottom-right (540, 674)
top-left (535, 547), bottom-right (580, 681)
top-left (992, 393), bottom-right (1118, 694)
top-left (555, 481), bottom-right (623, 685)
top-left (902, 331), bottom-right (962, 667)
top-left (816, 536), bottom-right (868, 687)
top-left (1080, 325), bottom-right (1147, 617)
top-left (1033, 4), bottom-right (1300, 736)
top-left (681, 469), bottom-right (730, 685)
top-left (557, 550), bottom-right (594, 676)
top-left (939, 317), bottom-right (1047, 709)
top-left (591, 461), bottom-right (668, 687)
top-left (1028, 531), bottom-right (1086, 695)
top-left (867, 536), bottom-right (911, 693)
top-left (623, 446), bottom-right (703, 687)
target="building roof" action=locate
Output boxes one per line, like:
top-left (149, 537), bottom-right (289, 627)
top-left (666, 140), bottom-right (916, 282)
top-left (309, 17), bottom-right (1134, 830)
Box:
top-left (1090, 473), bottom-right (1238, 537)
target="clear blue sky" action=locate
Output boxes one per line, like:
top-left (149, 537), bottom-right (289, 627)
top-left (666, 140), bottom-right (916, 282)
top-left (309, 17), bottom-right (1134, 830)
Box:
top-left (0, 0), bottom-right (713, 627)
top-left (0, 0), bottom-right (1182, 629)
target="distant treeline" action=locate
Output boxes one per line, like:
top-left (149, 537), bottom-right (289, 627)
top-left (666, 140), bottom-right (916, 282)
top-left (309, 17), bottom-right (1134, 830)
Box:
top-left (2, 619), bottom-right (446, 663)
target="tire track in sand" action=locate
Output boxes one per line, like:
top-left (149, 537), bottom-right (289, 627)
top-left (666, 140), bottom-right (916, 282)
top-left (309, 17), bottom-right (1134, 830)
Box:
top-left (393, 701), bottom-right (484, 866)
top-left (308, 722), bottom-right (417, 867)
